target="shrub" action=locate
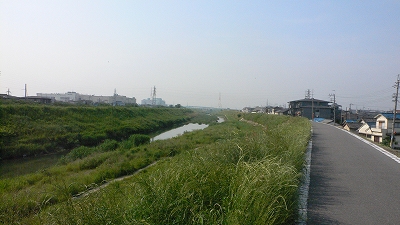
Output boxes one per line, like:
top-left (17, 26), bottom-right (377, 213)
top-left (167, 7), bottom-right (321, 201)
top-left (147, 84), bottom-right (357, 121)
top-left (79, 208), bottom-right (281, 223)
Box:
top-left (97, 139), bottom-right (119, 152)
top-left (65, 146), bottom-right (94, 161)
top-left (129, 134), bottom-right (150, 147)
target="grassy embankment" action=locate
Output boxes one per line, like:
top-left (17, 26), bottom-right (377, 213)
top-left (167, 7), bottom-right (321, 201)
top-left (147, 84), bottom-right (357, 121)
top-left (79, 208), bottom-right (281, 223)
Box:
top-left (0, 102), bottom-right (217, 223)
top-left (0, 102), bottom-right (198, 160)
top-left (1, 109), bottom-right (310, 224)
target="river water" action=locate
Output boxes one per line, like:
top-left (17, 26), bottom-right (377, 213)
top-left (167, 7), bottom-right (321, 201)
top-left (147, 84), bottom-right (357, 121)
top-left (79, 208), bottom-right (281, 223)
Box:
top-left (151, 116), bottom-right (225, 142)
top-left (151, 123), bottom-right (209, 142)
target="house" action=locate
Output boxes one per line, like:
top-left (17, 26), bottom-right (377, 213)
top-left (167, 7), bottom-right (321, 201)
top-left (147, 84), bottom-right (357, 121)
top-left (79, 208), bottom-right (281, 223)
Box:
top-left (357, 118), bottom-right (376, 139)
top-left (241, 106), bottom-right (266, 113)
top-left (288, 98), bottom-right (341, 120)
top-left (242, 107), bottom-right (255, 113)
top-left (343, 120), bottom-right (362, 132)
top-left (370, 113), bottom-right (400, 147)
top-left (270, 107), bottom-right (289, 115)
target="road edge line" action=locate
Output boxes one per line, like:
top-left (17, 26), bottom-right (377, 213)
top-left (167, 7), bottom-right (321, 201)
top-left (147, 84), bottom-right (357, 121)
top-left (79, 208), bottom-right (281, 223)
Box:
top-left (297, 128), bottom-right (313, 224)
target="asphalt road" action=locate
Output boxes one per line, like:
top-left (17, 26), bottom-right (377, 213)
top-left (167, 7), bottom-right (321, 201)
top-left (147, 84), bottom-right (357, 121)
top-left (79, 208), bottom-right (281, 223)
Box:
top-left (307, 122), bottom-right (400, 225)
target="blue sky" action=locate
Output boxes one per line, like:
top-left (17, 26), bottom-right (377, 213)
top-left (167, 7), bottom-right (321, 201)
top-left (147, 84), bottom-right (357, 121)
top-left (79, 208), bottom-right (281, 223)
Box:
top-left (1, 1), bottom-right (399, 110)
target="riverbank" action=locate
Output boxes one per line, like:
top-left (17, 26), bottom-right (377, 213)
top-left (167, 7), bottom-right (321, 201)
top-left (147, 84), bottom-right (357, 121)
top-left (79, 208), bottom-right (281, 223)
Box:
top-left (0, 104), bottom-right (197, 160)
top-left (0, 112), bottom-right (311, 224)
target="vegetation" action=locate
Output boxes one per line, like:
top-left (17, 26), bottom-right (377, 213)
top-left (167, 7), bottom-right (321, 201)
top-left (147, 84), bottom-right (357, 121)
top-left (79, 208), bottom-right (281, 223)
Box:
top-left (0, 103), bottom-right (201, 159)
top-left (0, 108), bottom-right (310, 224)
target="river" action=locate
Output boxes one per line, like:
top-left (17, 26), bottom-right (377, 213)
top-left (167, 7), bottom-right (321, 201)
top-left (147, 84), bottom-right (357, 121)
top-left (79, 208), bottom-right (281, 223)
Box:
top-left (151, 116), bottom-right (225, 142)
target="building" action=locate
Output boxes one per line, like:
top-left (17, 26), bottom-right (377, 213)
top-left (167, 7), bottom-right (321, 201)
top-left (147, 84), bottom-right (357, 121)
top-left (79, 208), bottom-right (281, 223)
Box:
top-left (370, 113), bottom-right (400, 147)
top-left (269, 106), bottom-right (289, 115)
top-left (0, 94), bottom-right (52, 103)
top-left (37, 91), bottom-right (136, 105)
top-left (141, 98), bottom-right (166, 106)
top-left (288, 98), bottom-right (341, 120)
top-left (357, 117), bottom-right (376, 139)
top-left (343, 120), bottom-right (362, 132)
top-left (37, 92), bottom-right (80, 102)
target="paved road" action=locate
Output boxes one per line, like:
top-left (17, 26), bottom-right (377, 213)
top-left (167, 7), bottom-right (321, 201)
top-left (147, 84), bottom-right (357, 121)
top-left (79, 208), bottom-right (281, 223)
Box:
top-left (307, 122), bottom-right (400, 225)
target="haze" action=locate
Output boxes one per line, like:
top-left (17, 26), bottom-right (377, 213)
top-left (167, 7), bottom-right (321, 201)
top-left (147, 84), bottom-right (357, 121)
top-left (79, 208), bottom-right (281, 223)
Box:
top-left (1, 1), bottom-right (399, 110)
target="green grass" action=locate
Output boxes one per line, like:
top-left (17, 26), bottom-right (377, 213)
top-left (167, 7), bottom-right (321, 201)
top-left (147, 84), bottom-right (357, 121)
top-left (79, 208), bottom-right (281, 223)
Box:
top-left (0, 108), bottom-right (220, 223)
top-left (6, 112), bottom-right (309, 225)
top-left (0, 110), bottom-right (310, 224)
top-left (0, 103), bottom-right (200, 159)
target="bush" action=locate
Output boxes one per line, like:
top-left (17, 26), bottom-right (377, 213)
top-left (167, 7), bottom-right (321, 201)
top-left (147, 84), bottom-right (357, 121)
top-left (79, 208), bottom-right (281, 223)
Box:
top-left (68, 146), bottom-right (94, 160)
top-left (97, 139), bottom-right (119, 152)
top-left (129, 134), bottom-right (150, 147)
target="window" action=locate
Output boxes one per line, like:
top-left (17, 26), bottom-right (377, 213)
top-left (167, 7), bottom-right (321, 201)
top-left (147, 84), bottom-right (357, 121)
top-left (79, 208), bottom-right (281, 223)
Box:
top-left (378, 121), bottom-right (386, 129)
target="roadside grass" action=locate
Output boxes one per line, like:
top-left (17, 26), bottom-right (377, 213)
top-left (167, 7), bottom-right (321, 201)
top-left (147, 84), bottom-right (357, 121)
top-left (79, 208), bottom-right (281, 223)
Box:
top-left (18, 113), bottom-right (311, 225)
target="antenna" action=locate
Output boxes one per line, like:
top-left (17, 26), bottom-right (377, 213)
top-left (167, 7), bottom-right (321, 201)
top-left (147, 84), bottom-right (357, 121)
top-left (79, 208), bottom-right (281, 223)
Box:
top-left (305, 89), bottom-right (311, 99)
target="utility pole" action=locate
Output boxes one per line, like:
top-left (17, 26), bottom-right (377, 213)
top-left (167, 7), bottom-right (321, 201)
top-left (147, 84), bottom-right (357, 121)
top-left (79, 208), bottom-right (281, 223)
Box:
top-left (24, 84), bottom-right (27, 100)
top-left (311, 90), bottom-right (314, 120)
top-left (390, 74), bottom-right (400, 149)
top-left (349, 103), bottom-right (354, 120)
top-left (305, 89), bottom-right (314, 120)
top-left (329, 91), bottom-right (336, 124)
top-left (151, 86), bottom-right (156, 106)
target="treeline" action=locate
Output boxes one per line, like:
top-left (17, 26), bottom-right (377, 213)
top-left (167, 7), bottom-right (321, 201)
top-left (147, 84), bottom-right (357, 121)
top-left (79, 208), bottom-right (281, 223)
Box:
top-left (0, 103), bottom-right (196, 159)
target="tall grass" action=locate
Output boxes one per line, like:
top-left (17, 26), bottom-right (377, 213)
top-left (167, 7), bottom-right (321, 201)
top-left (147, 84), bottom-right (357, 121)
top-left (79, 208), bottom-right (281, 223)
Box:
top-left (23, 113), bottom-right (311, 225)
top-left (0, 116), bottom-right (224, 224)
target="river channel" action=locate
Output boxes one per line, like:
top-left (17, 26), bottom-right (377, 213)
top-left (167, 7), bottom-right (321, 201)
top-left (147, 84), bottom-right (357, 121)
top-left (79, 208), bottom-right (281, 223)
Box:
top-left (151, 116), bottom-right (225, 142)
top-left (1, 117), bottom-right (225, 178)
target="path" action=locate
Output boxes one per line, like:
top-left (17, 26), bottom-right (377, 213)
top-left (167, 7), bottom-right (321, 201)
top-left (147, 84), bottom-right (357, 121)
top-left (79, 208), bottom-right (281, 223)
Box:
top-left (307, 122), bottom-right (400, 224)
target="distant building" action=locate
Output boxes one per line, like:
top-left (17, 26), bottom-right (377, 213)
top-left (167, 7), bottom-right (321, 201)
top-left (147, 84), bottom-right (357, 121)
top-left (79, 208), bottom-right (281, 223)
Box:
top-left (288, 98), bottom-right (341, 120)
top-left (141, 98), bottom-right (166, 106)
top-left (37, 91), bottom-right (136, 105)
top-left (25, 96), bottom-right (53, 104)
top-left (37, 92), bottom-right (80, 102)
top-left (1, 94), bottom-right (52, 103)
top-left (269, 106), bottom-right (289, 115)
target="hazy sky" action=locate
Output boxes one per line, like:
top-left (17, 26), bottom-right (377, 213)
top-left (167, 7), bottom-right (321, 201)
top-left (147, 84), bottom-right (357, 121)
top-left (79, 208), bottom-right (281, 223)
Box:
top-left (1, 1), bottom-right (399, 110)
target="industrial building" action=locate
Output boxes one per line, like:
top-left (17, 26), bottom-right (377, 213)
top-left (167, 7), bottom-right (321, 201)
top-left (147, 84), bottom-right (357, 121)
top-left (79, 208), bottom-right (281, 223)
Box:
top-left (37, 91), bottom-right (136, 105)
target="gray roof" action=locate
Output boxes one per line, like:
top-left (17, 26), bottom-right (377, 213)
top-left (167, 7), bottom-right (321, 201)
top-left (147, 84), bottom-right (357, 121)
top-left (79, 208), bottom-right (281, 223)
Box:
top-left (288, 98), bottom-right (331, 103)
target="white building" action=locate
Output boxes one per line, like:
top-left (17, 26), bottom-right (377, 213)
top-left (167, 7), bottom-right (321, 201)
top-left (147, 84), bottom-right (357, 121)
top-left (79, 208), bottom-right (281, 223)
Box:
top-left (37, 91), bottom-right (136, 105)
top-left (141, 98), bottom-right (166, 106)
top-left (37, 92), bottom-right (80, 102)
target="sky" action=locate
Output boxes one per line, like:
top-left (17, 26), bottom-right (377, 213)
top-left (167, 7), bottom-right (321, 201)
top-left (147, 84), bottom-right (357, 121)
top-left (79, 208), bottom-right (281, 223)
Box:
top-left (1, 1), bottom-right (400, 110)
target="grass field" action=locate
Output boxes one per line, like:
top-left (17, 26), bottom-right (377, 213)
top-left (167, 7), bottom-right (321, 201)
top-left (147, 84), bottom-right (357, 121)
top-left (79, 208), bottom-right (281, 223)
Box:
top-left (0, 109), bottom-right (310, 224)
